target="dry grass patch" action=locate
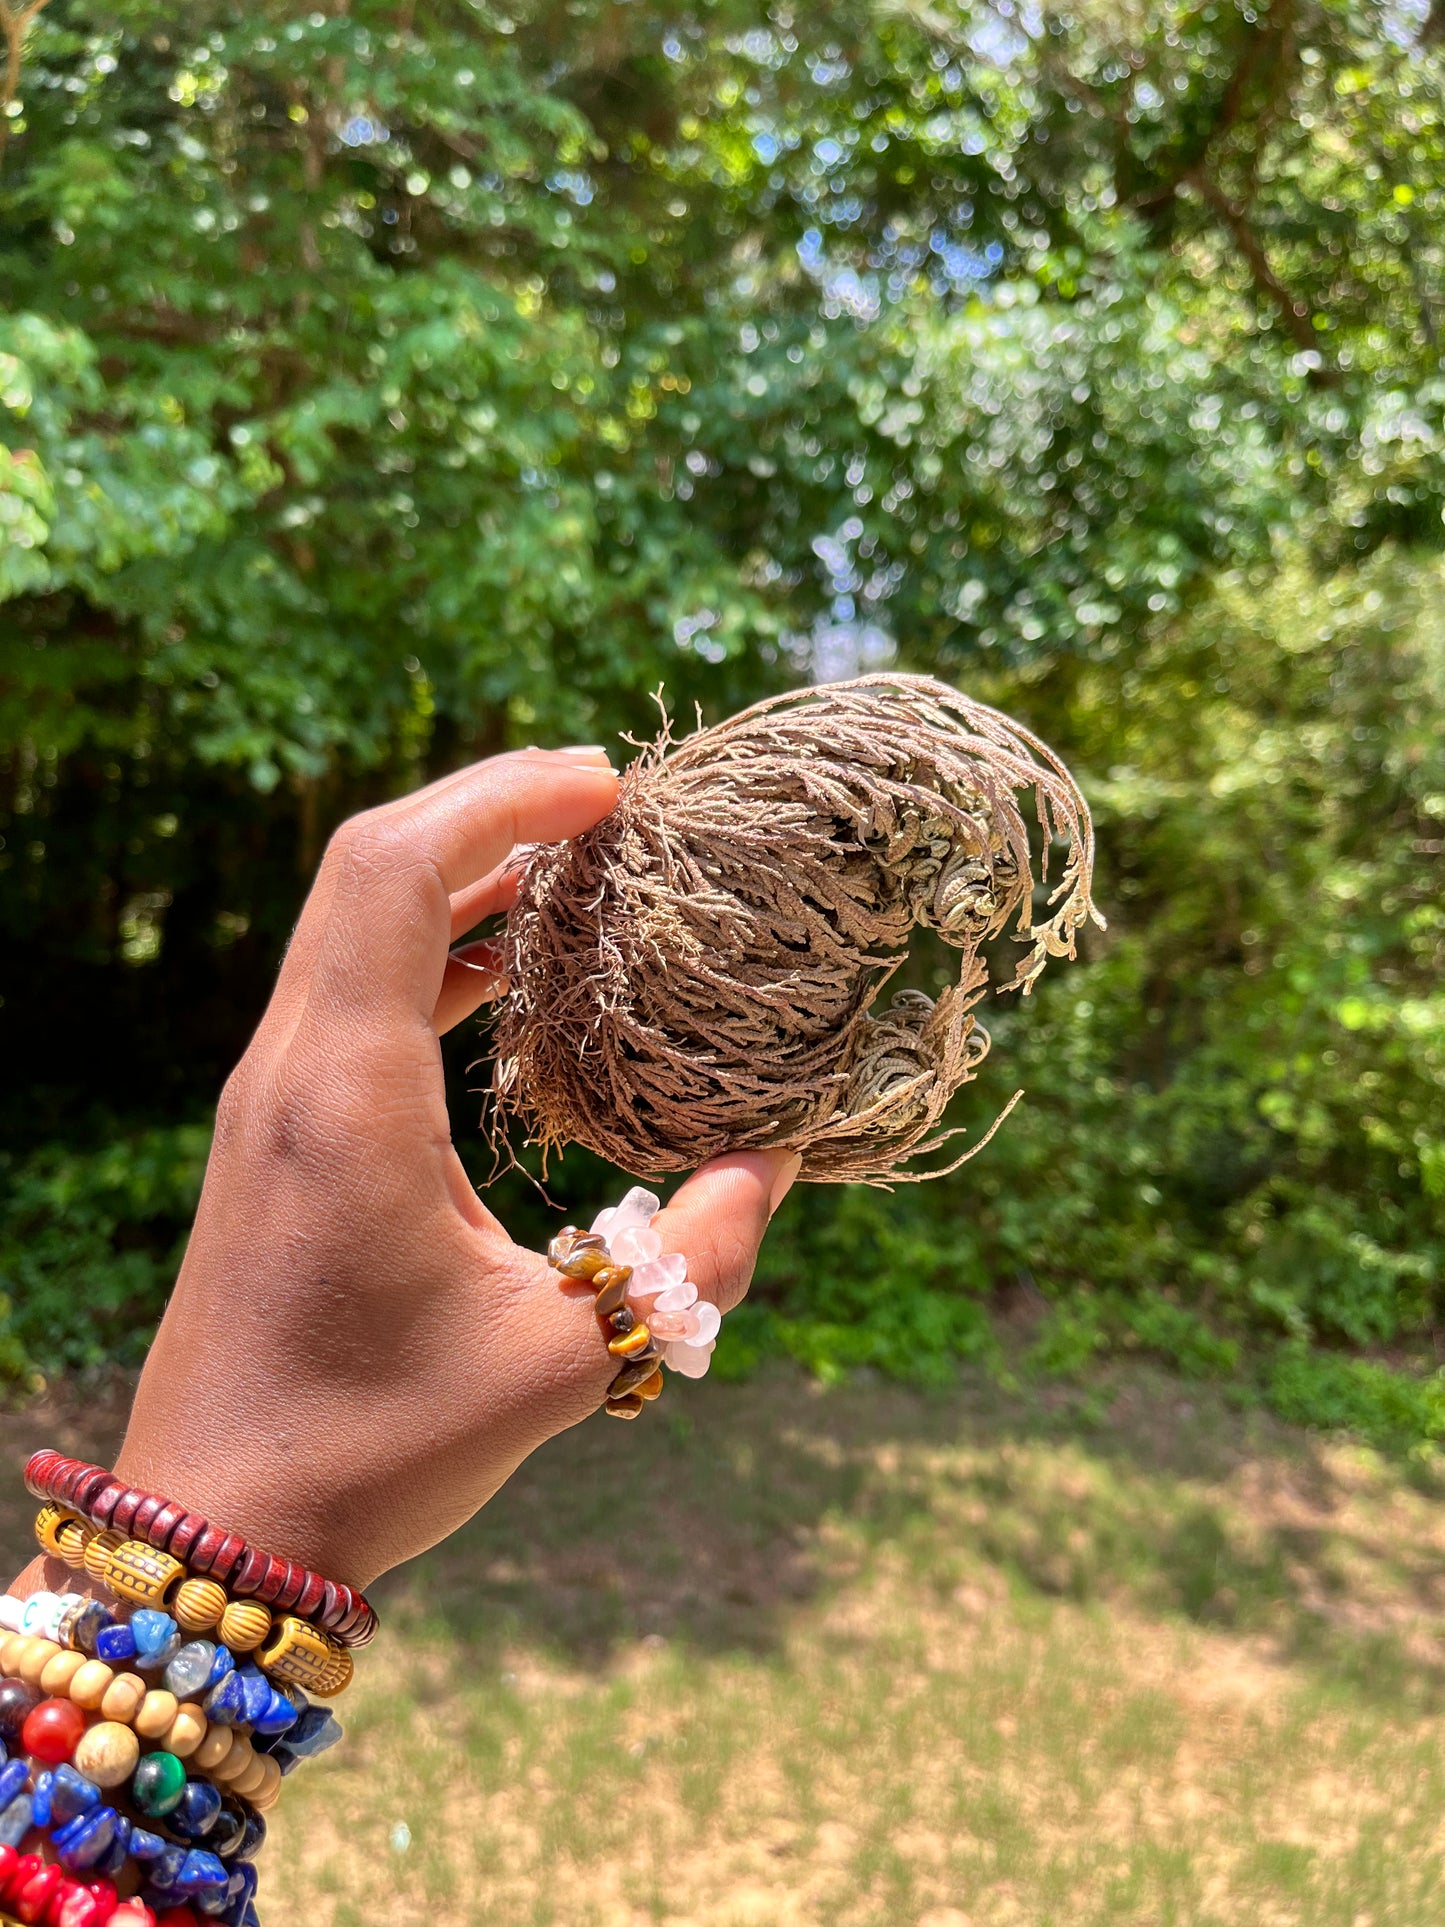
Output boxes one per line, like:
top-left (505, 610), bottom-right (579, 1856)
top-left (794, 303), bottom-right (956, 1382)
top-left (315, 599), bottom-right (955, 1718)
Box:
top-left (5, 1365), bottom-right (1445, 1923)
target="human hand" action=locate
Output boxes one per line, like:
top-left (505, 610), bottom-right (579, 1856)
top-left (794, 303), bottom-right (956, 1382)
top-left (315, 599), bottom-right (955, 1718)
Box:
top-left (24, 749), bottom-right (798, 1595)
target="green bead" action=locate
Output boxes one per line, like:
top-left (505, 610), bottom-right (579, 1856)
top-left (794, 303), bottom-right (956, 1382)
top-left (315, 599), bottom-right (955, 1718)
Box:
top-left (131, 1747), bottom-right (188, 1817)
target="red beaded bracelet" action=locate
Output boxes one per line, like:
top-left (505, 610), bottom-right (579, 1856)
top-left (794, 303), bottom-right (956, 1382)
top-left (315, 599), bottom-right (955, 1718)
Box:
top-left (23, 1452), bottom-right (377, 1648)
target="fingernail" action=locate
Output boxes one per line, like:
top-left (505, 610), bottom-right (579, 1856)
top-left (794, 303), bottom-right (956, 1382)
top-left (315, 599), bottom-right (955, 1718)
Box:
top-left (769, 1153), bottom-right (803, 1217)
top-left (554, 744), bottom-right (614, 767)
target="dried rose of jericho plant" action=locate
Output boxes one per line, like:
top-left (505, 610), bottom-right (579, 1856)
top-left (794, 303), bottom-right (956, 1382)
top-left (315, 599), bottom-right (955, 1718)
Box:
top-left (488, 673), bottom-right (1101, 1185)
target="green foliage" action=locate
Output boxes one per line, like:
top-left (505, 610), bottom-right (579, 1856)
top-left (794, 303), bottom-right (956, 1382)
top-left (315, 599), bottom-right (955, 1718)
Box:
top-left (2, 0), bottom-right (1443, 1442)
top-left (0, 1125), bottom-right (209, 1376)
top-left (1030, 1292), bottom-right (1240, 1383)
top-left (1265, 1347), bottom-right (1445, 1455)
top-left (941, 551), bottom-right (1445, 1352)
top-left (720, 1183), bottom-right (998, 1384)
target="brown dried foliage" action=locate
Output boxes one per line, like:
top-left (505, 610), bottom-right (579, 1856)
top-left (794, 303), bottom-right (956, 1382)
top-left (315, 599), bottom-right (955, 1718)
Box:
top-left (489, 674), bottom-right (1101, 1184)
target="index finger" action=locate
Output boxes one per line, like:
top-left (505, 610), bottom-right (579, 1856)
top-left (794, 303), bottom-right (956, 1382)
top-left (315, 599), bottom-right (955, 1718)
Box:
top-left (285, 750), bottom-right (618, 1032)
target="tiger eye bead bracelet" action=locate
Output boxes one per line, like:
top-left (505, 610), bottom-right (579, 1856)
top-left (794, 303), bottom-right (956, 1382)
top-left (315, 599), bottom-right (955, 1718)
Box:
top-left (550, 1229), bottom-right (667, 1420)
top-left (548, 1184), bottom-right (723, 1417)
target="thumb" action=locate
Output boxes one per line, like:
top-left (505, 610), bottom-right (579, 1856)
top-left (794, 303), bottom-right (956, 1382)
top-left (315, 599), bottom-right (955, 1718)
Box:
top-left (650, 1150), bottom-right (803, 1314)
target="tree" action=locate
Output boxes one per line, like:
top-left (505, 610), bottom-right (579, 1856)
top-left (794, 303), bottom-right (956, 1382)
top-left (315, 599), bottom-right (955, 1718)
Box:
top-left (2, 0), bottom-right (1442, 1409)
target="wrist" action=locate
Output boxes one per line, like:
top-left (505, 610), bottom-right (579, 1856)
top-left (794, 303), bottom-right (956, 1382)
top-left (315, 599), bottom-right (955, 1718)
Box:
top-left (110, 1443), bottom-right (358, 1593)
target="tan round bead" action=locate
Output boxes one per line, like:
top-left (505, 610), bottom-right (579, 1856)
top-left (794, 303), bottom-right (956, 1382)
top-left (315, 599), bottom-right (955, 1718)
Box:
top-left (210, 1733), bottom-right (253, 1783)
top-left (217, 1601), bottom-right (271, 1652)
top-left (20, 1639), bottom-right (61, 1687)
top-left (248, 1754), bottom-right (283, 1810)
top-left (40, 1649), bottom-right (87, 1696)
top-left (69, 1660), bottom-right (115, 1710)
top-left (7, 1635), bottom-right (43, 1678)
top-left (161, 1703), bottom-right (208, 1758)
top-left (134, 1689), bottom-right (179, 1738)
top-left (82, 1528), bottom-right (126, 1586)
top-left (174, 1577), bottom-right (228, 1634)
top-left (98, 1671), bottom-right (145, 1722)
top-left (73, 1720), bottom-right (140, 1788)
top-left (0, 1634), bottom-right (28, 1676)
top-left (192, 1724), bottom-right (235, 1773)
top-left (228, 1753), bottom-right (268, 1798)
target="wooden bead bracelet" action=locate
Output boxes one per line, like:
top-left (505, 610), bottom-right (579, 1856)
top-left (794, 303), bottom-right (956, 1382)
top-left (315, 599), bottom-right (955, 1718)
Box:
top-left (31, 1512), bottom-right (352, 1701)
top-left (0, 1636), bottom-right (282, 1812)
top-left (23, 1457), bottom-right (375, 1649)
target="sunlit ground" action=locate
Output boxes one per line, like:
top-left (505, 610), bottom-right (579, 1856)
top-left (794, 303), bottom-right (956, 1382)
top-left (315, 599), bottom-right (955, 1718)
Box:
top-left (7, 1363), bottom-right (1445, 1926)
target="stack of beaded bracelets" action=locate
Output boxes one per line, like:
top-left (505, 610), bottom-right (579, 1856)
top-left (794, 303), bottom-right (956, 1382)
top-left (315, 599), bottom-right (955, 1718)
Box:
top-left (0, 1465), bottom-right (374, 1927)
top-left (548, 1187), bottom-right (722, 1419)
top-left (23, 1457), bottom-right (375, 1650)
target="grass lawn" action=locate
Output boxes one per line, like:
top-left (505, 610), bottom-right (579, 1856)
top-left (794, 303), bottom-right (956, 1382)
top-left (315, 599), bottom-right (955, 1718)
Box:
top-left (6, 1361), bottom-right (1445, 1925)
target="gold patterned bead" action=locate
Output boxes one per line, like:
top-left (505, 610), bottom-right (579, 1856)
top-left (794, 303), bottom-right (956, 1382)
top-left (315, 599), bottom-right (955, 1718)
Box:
top-left (33, 1503), bottom-right (83, 1561)
top-left (636, 1369), bottom-right (665, 1402)
top-left (174, 1577), bottom-right (228, 1634)
top-left (100, 1539), bottom-right (185, 1609)
top-left (256, 1615), bottom-right (354, 1698)
top-left (82, 1529), bottom-right (126, 1586)
top-left (218, 1601), bottom-right (272, 1652)
top-left (56, 1519), bottom-right (91, 1568)
top-left (605, 1394), bottom-right (645, 1420)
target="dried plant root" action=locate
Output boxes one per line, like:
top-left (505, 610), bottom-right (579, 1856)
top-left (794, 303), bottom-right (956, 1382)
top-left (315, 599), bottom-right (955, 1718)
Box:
top-left (489, 673), bottom-right (1101, 1184)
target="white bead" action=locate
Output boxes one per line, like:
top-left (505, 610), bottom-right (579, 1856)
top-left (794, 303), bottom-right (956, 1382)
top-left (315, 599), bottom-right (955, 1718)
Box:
top-left (611, 1225), bottom-right (662, 1268)
top-left (684, 1302), bottom-right (722, 1346)
top-left (21, 1592), bottom-right (59, 1634)
top-left (628, 1253), bottom-right (686, 1299)
top-left (664, 1339), bottom-right (713, 1379)
top-left (652, 1281), bottom-right (698, 1313)
top-left (0, 1597), bottom-right (25, 1634)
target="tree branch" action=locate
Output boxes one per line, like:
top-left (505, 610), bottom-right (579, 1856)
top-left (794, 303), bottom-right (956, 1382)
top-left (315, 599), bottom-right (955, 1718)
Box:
top-left (1187, 168), bottom-right (1335, 377)
top-left (0, 0), bottom-right (49, 164)
top-left (1128, 0), bottom-right (1297, 231)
